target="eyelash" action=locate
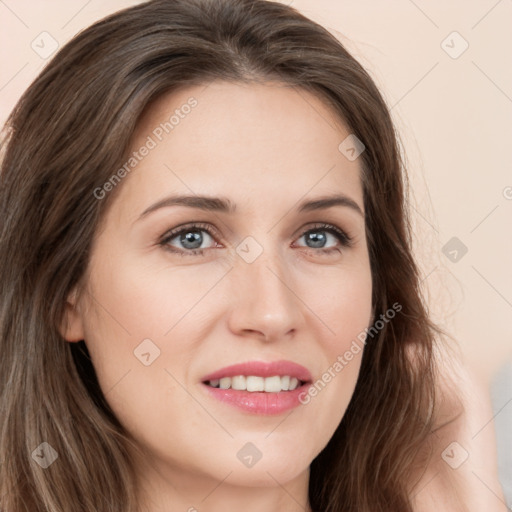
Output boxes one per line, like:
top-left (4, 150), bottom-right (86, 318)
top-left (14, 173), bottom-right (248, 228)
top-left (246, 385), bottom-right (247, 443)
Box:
top-left (158, 222), bottom-right (354, 257)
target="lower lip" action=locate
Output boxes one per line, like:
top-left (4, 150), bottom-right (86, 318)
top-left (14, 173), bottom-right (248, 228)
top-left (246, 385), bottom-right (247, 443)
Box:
top-left (201, 382), bottom-right (311, 415)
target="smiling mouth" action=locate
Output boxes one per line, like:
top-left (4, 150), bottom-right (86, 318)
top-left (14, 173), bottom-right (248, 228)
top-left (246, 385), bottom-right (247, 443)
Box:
top-left (203, 375), bottom-right (307, 392)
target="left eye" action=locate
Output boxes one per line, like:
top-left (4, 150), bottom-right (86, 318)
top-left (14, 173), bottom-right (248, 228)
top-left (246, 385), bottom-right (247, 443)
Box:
top-left (159, 222), bottom-right (353, 256)
top-left (295, 229), bottom-right (345, 251)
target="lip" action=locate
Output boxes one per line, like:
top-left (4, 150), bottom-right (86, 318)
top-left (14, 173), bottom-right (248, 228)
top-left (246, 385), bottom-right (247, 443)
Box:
top-left (201, 360), bottom-right (313, 383)
top-left (200, 360), bottom-right (313, 415)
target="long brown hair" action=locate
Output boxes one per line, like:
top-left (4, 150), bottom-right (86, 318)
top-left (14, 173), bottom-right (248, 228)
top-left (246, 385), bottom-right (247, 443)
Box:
top-left (0, 0), bottom-right (446, 510)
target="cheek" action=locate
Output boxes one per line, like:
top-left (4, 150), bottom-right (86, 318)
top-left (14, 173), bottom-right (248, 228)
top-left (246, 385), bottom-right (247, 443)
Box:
top-left (83, 251), bottom-right (223, 342)
top-left (78, 256), bottom-right (206, 461)
top-left (293, 263), bottom-right (372, 429)
top-left (78, 251), bottom-right (228, 420)
top-left (306, 262), bottom-right (373, 350)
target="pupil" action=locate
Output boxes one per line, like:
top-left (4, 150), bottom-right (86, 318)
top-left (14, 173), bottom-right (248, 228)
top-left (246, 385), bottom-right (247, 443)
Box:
top-left (181, 231), bottom-right (202, 249)
top-left (307, 231), bottom-right (326, 248)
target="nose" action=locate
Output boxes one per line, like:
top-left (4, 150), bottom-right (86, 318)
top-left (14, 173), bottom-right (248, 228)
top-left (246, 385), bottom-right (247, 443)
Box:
top-left (226, 247), bottom-right (306, 343)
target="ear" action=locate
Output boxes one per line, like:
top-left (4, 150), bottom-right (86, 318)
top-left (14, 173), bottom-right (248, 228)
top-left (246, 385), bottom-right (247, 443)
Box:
top-left (59, 286), bottom-right (85, 342)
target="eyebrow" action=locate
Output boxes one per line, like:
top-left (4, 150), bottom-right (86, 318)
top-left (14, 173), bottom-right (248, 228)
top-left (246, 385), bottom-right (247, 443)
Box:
top-left (137, 193), bottom-right (364, 221)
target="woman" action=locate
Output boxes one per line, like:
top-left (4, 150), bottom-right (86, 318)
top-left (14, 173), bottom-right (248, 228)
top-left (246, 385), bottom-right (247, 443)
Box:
top-left (0, 0), bottom-right (505, 511)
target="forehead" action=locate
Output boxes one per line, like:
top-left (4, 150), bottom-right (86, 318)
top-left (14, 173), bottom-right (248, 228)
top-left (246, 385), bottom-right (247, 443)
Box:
top-left (113, 80), bottom-right (364, 222)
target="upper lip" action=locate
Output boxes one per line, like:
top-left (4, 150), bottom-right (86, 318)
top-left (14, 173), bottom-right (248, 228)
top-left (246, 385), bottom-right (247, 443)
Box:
top-left (201, 360), bottom-right (313, 383)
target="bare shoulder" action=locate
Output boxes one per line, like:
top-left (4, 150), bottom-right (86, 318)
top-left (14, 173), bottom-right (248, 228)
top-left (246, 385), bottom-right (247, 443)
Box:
top-left (409, 341), bottom-right (508, 511)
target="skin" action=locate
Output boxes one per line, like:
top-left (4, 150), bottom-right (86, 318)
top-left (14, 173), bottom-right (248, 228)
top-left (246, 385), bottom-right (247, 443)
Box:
top-left (61, 80), bottom-right (374, 512)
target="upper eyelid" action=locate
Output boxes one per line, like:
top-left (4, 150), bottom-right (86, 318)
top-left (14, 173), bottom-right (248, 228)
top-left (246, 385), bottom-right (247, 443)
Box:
top-left (159, 222), bottom-right (219, 242)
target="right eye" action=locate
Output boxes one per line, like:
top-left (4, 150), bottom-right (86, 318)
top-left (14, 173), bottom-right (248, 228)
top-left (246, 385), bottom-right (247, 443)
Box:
top-left (159, 222), bottom-right (222, 256)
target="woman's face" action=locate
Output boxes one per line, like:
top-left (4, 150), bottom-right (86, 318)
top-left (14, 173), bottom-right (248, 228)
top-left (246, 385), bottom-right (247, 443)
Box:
top-left (63, 80), bottom-right (373, 493)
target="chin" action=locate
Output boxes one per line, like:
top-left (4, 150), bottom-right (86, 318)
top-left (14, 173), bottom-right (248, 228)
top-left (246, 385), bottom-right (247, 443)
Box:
top-left (218, 461), bottom-right (309, 488)
top-left (207, 441), bottom-right (312, 487)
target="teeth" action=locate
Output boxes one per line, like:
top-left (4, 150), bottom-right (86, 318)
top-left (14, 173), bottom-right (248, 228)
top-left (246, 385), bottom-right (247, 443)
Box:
top-left (247, 376), bottom-right (264, 392)
top-left (207, 375), bottom-right (303, 392)
top-left (231, 375), bottom-right (246, 390)
top-left (264, 376), bottom-right (281, 392)
top-left (219, 377), bottom-right (230, 389)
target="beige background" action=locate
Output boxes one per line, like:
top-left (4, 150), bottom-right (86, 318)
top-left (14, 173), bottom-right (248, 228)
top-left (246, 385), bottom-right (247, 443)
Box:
top-left (0, 0), bottom-right (511, 382)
